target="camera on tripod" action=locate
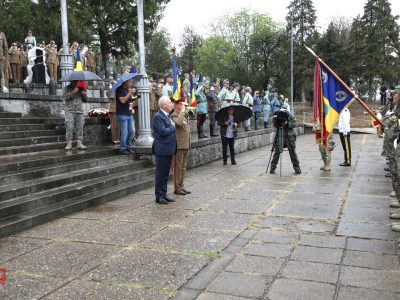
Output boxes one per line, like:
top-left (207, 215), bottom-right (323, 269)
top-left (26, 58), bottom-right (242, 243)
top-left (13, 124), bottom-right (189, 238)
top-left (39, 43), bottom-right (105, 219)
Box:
top-left (273, 109), bottom-right (289, 127)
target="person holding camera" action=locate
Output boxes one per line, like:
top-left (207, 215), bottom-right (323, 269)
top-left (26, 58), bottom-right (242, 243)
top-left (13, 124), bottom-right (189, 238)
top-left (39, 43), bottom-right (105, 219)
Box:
top-left (116, 78), bottom-right (136, 155)
top-left (270, 109), bottom-right (301, 174)
top-left (218, 106), bottom-right (238, 165)
top-left (63, 80), bottom-right (88, 150)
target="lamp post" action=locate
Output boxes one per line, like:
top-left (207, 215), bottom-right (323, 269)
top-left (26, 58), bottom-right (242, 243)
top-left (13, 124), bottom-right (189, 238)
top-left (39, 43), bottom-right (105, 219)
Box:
top-left (59, 0), bottom-right (73, 88)
top-left (135, 0), bottom-right (153, 146)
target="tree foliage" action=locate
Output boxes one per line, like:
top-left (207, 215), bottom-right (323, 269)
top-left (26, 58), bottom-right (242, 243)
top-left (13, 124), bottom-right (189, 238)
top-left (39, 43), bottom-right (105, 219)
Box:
top-left (177, 26), bottom-right (203, 73)
top-left (0, 0), bottom-right (169, 77)
top-left (145, 28), bottom-right (172, 78)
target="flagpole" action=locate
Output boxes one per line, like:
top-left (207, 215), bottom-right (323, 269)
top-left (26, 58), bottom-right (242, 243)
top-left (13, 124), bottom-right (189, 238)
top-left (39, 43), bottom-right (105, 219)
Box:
top-left (305, 46), bottom-right (383, 127)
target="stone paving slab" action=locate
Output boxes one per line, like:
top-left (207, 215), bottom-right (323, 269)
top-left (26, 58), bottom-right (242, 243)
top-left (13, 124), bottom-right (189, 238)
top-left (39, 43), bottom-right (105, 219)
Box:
top-left (45, 279), bottom-right (170, 300)
top-left (267, 278), bottom-right (336, 300)
top-left (1, 134), bottom-right (400, 299)
top-left (85, 248), bottom-right (209, 290)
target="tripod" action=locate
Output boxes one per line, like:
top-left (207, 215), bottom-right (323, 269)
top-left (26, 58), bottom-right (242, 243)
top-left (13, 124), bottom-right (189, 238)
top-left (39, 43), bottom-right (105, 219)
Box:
top-left (266, 125), bottom-right (286, 177)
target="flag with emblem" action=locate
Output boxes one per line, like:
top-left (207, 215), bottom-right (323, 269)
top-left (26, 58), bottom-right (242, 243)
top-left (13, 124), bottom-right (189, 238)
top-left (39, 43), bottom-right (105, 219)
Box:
top-left (314, 60), bottom-right (353, 148)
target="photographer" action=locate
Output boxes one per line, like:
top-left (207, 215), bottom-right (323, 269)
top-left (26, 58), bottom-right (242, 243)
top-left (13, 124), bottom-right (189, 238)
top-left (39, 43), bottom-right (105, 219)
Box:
top-left (218, 106), bottom-right (238, 165)
top-left (270, 109), bottom-right (301, 174)
top-left (63, 80), bottom-right (88, 150)
top-left (116, 77), bottom-right (136, 155)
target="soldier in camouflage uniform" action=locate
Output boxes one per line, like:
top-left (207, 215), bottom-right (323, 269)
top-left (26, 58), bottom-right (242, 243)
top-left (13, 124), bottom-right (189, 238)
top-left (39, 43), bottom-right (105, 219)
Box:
top-left (0, 31), bottom-right (8, 90)
top-left (270, 110), bottom-right (301, 174)
top-left (390, 86), bottom-right (400, 231)
top-left (319, 135), bottom-right (335, 172)
top-left (63, 80), bottom-right (88, 150)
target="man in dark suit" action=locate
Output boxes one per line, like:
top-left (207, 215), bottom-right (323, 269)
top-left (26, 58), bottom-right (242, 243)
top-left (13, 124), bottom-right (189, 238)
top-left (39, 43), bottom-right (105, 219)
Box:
top-left (152, 96), bottom-right (177, 204)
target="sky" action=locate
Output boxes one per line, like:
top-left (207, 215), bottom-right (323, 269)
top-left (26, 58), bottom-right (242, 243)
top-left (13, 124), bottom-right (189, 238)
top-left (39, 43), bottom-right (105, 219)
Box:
top-left (158, 0), bottom-right (400, 48)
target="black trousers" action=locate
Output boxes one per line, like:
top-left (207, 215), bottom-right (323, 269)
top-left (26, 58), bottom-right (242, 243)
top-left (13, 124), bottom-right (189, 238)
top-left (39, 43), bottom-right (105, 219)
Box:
top-left (221, 136), bottom-right (235, 162)
top-left (339, 132), bottom-right (351, 163)
top-left (155, 155), bottom-right (173, 198)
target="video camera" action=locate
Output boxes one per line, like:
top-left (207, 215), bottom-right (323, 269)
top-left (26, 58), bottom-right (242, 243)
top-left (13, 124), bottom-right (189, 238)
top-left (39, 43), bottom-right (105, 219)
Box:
top-left (273, 109), bottom-right (289, 127)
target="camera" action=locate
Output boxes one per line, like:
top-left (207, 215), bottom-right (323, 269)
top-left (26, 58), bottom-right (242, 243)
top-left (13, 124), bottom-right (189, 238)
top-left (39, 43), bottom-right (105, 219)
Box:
top-left (273, 109), bottom-right (289, 127)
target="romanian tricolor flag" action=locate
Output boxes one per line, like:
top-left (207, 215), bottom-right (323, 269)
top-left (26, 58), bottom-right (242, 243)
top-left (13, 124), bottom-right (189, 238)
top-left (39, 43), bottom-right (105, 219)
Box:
top-left (189, 73), bottom-right (196, 107)
top-left (314, 60), bottom-right (353, 148)
top-left (74, 49), bottom-right (86, 91)
top-left (172, 56), bottom-right (181, 101)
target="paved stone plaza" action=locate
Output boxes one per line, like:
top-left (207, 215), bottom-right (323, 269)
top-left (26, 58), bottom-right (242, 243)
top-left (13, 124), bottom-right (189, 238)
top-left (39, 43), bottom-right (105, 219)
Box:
top-left (1, 133), bottom-right (399, 299)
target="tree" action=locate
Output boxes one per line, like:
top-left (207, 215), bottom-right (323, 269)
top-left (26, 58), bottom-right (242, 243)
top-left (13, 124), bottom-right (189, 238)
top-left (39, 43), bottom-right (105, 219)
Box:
top-left (286, 0), bottom-right (319, 102)
top-left (72, 0), bottom-right (169, 77)
top-left (357, 0), bottom-right (400, 99)
top-left (317, 18), bottom-right (352, 84)
top-left (194, 36), bottom-right (235, 80)
top-left (146, 28), bottom-right (172, 77)
top-left (177, 26), bottom-right (203, 73)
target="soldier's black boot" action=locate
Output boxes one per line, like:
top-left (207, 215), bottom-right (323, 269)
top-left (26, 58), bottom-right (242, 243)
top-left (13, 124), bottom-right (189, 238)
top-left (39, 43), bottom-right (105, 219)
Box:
top-left (264, 122), bottom-right (268, 128)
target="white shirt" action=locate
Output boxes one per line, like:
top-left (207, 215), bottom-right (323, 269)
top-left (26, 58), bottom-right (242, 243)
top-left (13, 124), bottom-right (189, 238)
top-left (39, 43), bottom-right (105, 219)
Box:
top-left (338, 108), bottom-right (351, 133)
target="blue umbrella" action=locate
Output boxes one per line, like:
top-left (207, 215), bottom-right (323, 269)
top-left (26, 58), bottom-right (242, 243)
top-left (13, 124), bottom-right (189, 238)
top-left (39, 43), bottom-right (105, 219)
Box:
top-left (111, 73), bottom-right (143, 90)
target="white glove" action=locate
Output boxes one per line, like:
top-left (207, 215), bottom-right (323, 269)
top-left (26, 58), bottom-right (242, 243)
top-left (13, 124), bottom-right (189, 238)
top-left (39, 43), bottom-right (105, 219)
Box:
top-left (386, 111), bottom-right (394, 116)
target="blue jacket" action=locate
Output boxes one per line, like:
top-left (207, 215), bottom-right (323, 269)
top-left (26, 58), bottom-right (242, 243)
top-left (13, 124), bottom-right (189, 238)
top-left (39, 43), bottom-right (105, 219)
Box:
top-left (253, 96), bottom-right (262, 112)
top-left (152, 110), bottom-right (177, 156)
top-left (271, 97), bottom-right (280, 114)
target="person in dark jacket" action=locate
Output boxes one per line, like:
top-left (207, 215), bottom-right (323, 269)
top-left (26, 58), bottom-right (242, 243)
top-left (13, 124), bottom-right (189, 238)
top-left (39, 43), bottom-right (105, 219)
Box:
top-left (218, 106), bottom-right (237, 165)
top-left (152, 96), bottom-right (176, 204)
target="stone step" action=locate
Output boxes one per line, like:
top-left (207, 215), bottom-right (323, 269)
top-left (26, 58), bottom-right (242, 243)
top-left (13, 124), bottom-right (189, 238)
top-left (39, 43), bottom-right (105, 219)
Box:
top-left (0, 112), bottom-right (23, 118)
top-left (0, 147), bottom-right (118, 174)
top-left (0, 135), bottom-right (66, 147)
top-left (0, 175), bottom-right (154, 237)
top-left (0, 167), bottom-right (154, 219)
top-left (0, 159), bottom-right (147, 201)
top-left (0, 154), bottom-right (132, 186)
top-left (0, 123), bottom-right (62, 133)
top-left (0, 128), bottom-right (65, 140)
top-left (0, 118), bottom-right (64, 125)
top-left (0, 140), bottom-right (98, 156)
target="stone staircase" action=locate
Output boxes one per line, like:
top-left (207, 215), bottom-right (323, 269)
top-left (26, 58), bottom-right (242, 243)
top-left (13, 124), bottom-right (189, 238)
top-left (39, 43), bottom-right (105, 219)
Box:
top-left (0, 112), bottom-right (155, 237)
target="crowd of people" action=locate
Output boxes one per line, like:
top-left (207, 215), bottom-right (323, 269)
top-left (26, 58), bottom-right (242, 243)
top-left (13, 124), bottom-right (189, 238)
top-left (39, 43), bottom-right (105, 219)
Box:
top-left (0, 30), bottom-right (98, 87)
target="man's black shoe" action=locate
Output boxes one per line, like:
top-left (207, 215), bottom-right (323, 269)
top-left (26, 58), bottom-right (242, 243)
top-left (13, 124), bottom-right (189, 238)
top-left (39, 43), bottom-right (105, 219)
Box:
top-left (231, 160), bottom-right (237, 165)
top-left (120, 149), bottom-right (130, 155)
top-left (174, 190), bottom-right (186, 195)
top-left (295, 169), bottom-right (302, 174)
top-left (127, 148), bottom-right (135, 154)
top-left (223, 161), bottom-right (227, 165)
top-left (384, 167), bottom-right (390, 171)
top-left (385, 173), bottom-right (391, 177)
top-left (339, 162), bottom-right (351, 167)
top-left (270, 168), bottom-right (276, 174)
top-left (163, 195), bottom-right (175, 202)
top-left (182, 188), bottom-right (191, 194)
top-left (156, 198), bottom-right (169, 204)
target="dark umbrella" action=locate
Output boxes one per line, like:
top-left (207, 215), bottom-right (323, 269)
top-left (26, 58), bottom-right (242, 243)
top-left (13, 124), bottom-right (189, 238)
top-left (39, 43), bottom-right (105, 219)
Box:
top-left (215, 104), bottom-right (253, 124)
top-left (111, 73), bottom-right (143, 90)
top-left (59, 71), bottom-right (103, 82)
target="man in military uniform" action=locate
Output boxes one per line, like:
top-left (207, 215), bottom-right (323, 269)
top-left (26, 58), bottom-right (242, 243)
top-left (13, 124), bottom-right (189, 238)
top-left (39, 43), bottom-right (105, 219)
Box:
top-left (171, 98), bottom-right (191, 196)
top-left (217, 79), bottom-right (230, 108)
top-left (389, 86), bottom-right (400, 231)
top-left (182, 73), bottom-right (190, 102)
top-left (8, 42), bottom-right (21, 84)
top-left (85, 46), bottom-right (96, 72)
top-left (0, 31), bottom-right (8, 91)
top-left (45, 41), bottom-right (59, 81)
top-left (269, 109), bottom-right (301, 174)
top-left (206, 84), bottom-right (219, 137)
